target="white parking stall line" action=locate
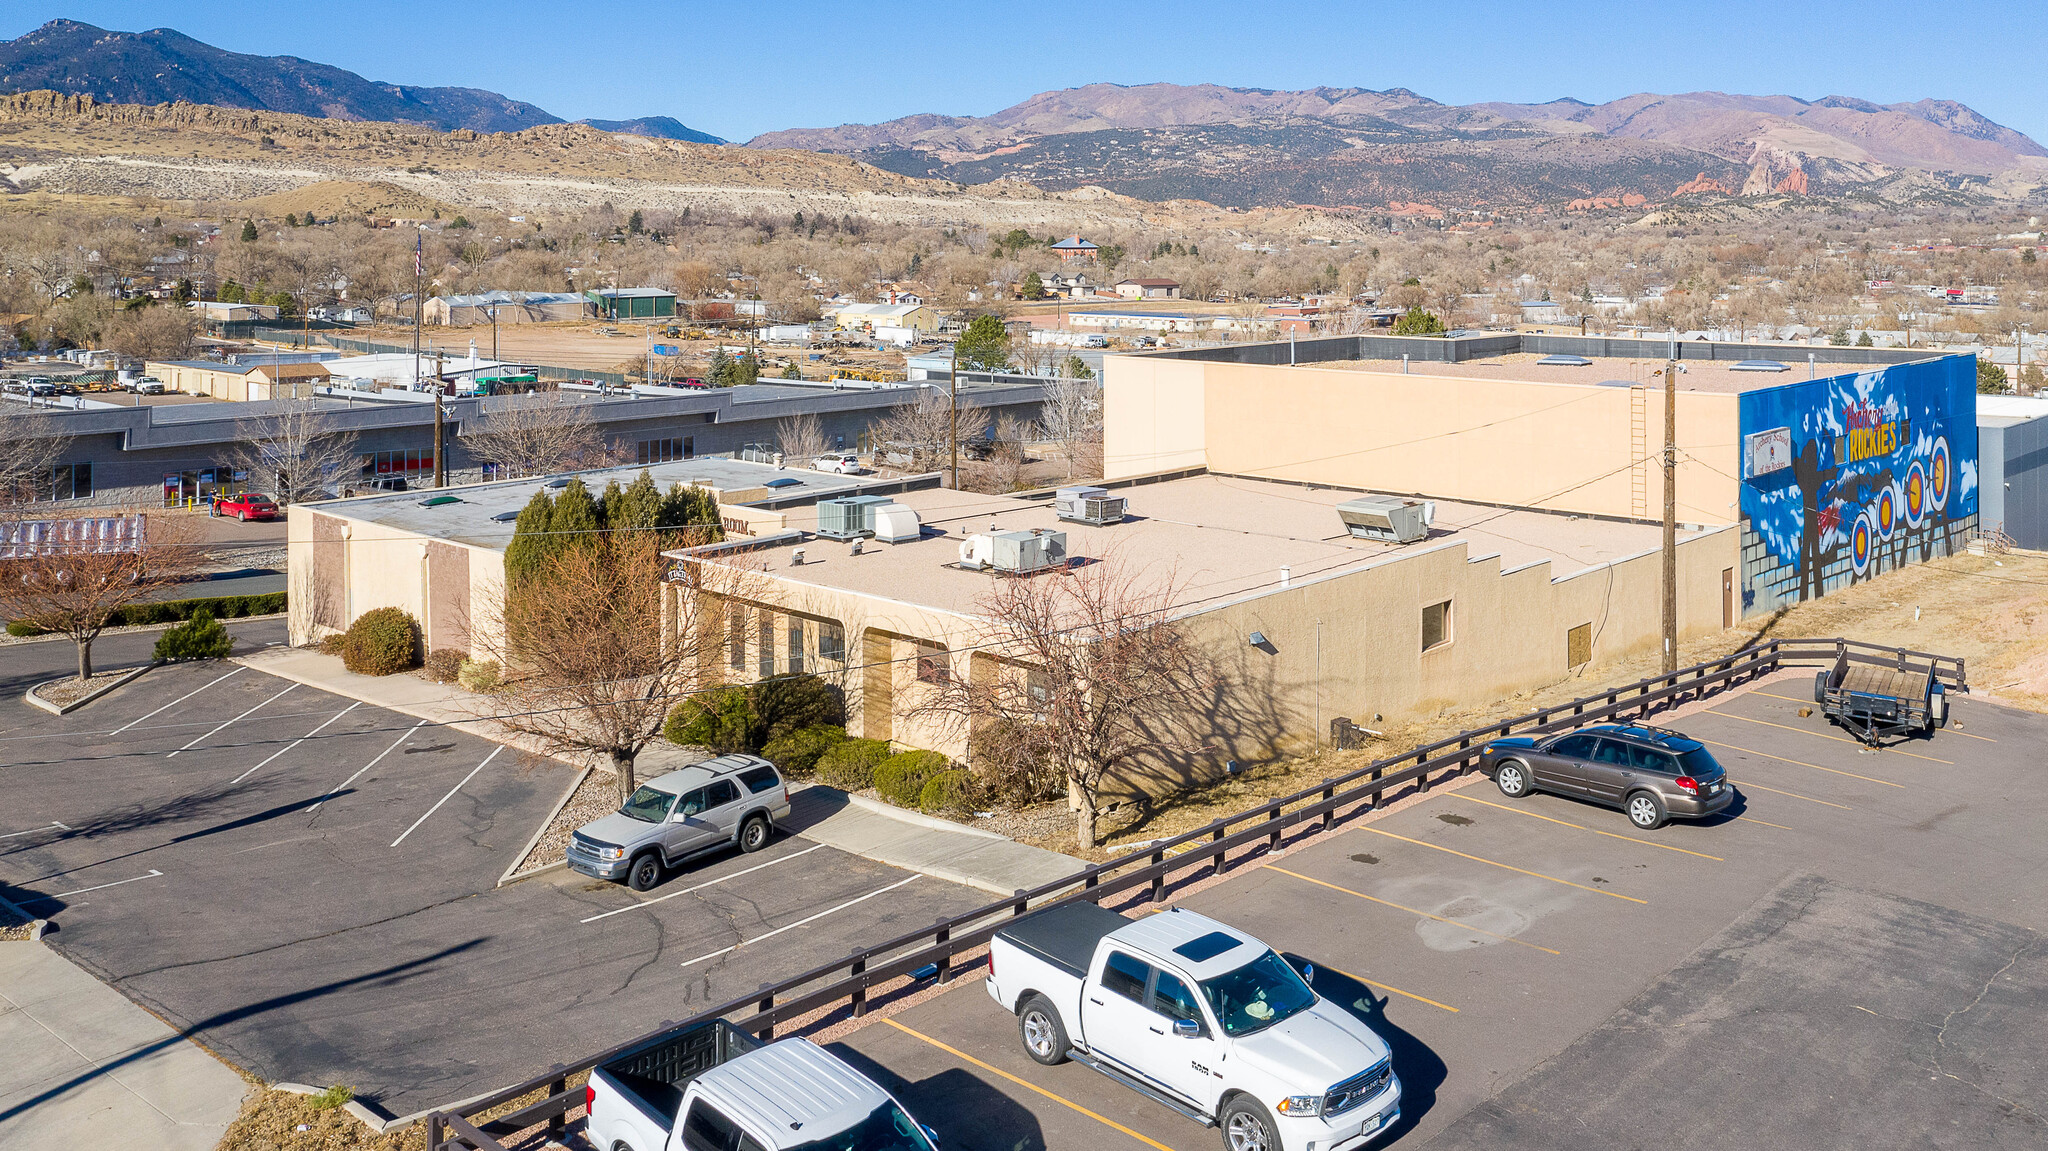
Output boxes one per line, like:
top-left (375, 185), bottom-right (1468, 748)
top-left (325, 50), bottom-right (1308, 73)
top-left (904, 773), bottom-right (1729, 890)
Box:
top-left (306, 720), bottom-right (428, 812)
top-left (391, 746), bottom-right (504, 848)
top-left (0, 821), bottom-right (69, 840)
top-left (581, 844), bottom-right (829, 924)
top-left (228, 702), bottom-right (363, 785)
top-left (19, 869), bottom-right (164, 906)
top-left (677, 874), bottom-right (920, 969)
top-left (167, 682), bottom-right (298, 756)
top-left (110, 667), bottom-right (245, 735)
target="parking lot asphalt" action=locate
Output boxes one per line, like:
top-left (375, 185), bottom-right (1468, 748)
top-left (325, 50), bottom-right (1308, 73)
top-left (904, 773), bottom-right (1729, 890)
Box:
top-left (0, 655), bottom-right (991, 1120)
top-left (834, 686), bottom-right (2048, 1151)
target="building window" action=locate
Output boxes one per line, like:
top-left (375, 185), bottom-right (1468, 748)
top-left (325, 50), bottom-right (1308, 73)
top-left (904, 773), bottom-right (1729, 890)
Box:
top-left (727, 605), bottom-right (747, 671)
top-left (360, 449), bottom-right (434, 477)
top-left (817, 621), bottom-right (846, 664)
top-left (1421, 600), bottom-right (1452, 653)
top-left (42, 463), bottom-right (93, 501)
top-left (915, 641), bottom-right (950, 684)
top-left (638, 437), bottom-right (694, 464)
top-left (758, 613), bottom-right (776, 678)
top-left (786, 618), bottom-right (805, 675)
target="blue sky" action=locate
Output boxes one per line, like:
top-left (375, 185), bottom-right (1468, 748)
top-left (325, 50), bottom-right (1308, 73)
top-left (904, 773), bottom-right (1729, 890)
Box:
top-left (9, 1), bottom-right (2048, 144)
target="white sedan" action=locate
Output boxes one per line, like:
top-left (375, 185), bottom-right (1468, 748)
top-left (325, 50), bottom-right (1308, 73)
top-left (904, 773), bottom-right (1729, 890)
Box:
top-left (813, 453), bottom-right (865, 474)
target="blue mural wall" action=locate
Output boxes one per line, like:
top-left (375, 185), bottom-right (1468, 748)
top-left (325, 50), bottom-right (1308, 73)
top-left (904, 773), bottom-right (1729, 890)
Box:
top-left (1738, 355), bottom-right (1978, 617)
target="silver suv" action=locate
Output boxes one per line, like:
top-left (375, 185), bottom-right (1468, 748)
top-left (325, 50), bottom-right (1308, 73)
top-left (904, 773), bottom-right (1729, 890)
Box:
top-left (567, 755), bottom-right (792, 890)
top-left (1478, 724), bottom-right (1732, 829)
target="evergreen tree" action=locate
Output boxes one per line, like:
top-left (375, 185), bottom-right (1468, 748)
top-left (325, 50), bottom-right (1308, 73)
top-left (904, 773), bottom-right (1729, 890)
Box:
top-left (657, 483), bottom-right (723, 545)
top-left (1021, 272), bottom-right (1044, 299)
top-left (1856, 331), bottom-right (1875, 347)
top-left (503, 489), bottom-right (556, 584)
top-left (1392, 306), bottom-right (1446, 336)
top-left (707, 347), bottom-right (731, 384)
top-left (955, 314), bottom-right (1012, 373)
top-left (782, 361), bottom-right (803, 379)
top-left (549, 478), bottom-right (602, 545)
top-left (240, 220), bottom-right (259, 242)
top-left (627, 209), bottom-right (644, 234)
top-left (598, 479), bottom-right (628, 530)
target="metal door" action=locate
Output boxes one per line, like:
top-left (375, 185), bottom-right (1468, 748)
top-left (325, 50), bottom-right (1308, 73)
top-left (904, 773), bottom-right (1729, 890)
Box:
top-left (701, 779), bottom-right (744, 840)
top-left (1141, 968), bottom-right (1224, 1113)
top-left (1534, 733), bottom-right (1599, 794)
top-left (1581, 738), bottom-right (1637, 803)
top-left (664, 787), bottom-right (718, 859)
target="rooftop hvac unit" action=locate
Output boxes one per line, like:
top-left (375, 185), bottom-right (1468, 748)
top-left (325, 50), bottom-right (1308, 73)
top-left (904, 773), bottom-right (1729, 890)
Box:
top-left (815, 494), bottom-right (894, 540)
top-left (1054, 485), bottom-right (1127, 525)
top-left (869, 502), bottom-right (922, 544)
top-left (1336, 496), bottom-right (1435, 544)
top-left (958, 528), bottom-right (1068, 574)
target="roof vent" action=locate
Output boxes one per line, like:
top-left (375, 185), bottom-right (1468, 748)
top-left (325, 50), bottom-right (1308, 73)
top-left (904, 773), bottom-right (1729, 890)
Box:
top-left (870, 502), bottom-right (922, 544)
top-left (1536, 354), bottom-right (1592, 366)
top-left (1336, 495), bottom-right (1434, 544)
top-left (1732, 359), bottom-right (1790, 372)
top-left (1055, 485), bottom-right (1126, 525)
top-left (959, 529), bottom-right (1067, 574)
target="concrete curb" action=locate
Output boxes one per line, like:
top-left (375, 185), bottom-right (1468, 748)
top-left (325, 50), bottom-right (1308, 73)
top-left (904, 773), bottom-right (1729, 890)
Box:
top-left (830, 788), bottom-right (1012, 841)
top-left (0, 612), bottom-right (286, 648)
top-left (0, 886), bottom-right (50, 939)
top-left (499, 766), bottom-right (592, 887)
top-left (271, 1083), bottom-right (394, 1133)
top-left (24, 660), bottom-right (160, 716)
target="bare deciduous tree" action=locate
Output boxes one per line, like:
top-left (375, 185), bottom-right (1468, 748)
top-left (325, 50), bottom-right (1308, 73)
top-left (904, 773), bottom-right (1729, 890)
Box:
top-left (229, 396), bottom-right (359, 504)
top-left (461, 393), bottom-right (608, 478)
top-left (0, 405), bottom-right (65, 509)
top-left (477, 532), bottom-right (748, 801)
top-left (873, 385), bottom-right (978, 476)
top-left (991, 412), bottom-right (1034, 491)
top-left (775, 411), bottom-right (832, 463)
top-left (911, 555), bottom-right (1215, 850)
top-left (103, 305), bottom-right (200, 362)
top-left (1038, 370), bottom-right (1102, 480)
top-left (0, 512), bottom-right (201, 681)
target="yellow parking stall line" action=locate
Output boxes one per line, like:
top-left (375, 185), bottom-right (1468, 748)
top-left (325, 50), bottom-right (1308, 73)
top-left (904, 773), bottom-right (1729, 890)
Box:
top-left (1705, 711), bottom-right (1952, 765)
top-left (881, 1018), bottom-right (1183, 1151)
top-left (1750, 690), bottom-right (1997, 741)
top-left (1448, 793), bottom-right (1724, 861)
top-left (1317, 962), bottom-right (1459, 1013)
top-left (1358, 827), bottom-right (1648, 904)
top-left (1265, 866), bottom-right (1562, 955)
top-left (1737, 815), bottom-right (1796, 830)
top-left (1728, 779), bottom-right (1850, 810)
top-left (1698, 737), bottom-right (1907, 788)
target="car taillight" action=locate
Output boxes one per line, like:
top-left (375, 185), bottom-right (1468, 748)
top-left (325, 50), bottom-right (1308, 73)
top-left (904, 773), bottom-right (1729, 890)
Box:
top-left (1674, 776), bottom-right (1700, 796)
top-left (585, 1085), bottom-right (595, 1118)
top-left (987, 951), bottom-right (995, 978)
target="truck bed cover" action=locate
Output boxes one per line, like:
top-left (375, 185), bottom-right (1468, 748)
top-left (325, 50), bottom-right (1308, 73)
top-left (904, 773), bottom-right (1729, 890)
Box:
top-left (995, 901), bottom-right (1130, 979)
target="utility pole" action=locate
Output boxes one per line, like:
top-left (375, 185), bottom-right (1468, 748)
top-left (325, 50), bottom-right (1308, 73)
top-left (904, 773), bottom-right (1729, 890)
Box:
top-left (433, 388), bottom-right (446, 489)
top-left (1661, 353), bottom-right (1678, 675)
top-left (948, 339), bottom-right (960, 489)
top-left (411, 232), bottom-right (424, 391)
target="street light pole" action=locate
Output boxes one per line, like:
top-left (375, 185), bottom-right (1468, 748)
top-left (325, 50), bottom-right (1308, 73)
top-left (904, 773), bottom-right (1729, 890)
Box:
top-left (948, 340), bottom-right (959, 489)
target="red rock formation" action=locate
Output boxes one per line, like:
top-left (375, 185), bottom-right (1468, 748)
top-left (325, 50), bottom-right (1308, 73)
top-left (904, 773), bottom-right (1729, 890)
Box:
top-left (1774, 168), bottom-right (1810, 195)
top-left (1672, 172), bottom-right (1734, 196)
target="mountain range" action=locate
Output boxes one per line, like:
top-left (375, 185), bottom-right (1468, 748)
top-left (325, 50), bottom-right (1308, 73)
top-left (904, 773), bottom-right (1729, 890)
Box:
top-left (750, 82), bottom-right (2048, 210)
top-left (0, 19), bottom-right (722, 141)
top-left (2, 20), bottom-right (2042, 211)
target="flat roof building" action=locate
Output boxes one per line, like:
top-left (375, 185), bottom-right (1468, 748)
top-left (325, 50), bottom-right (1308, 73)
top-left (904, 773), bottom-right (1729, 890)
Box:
top-left (588, 288), bottom-right (678, 320)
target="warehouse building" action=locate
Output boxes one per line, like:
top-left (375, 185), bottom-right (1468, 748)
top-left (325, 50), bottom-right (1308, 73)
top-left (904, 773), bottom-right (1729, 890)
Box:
top-left (146, 359), bottom-right (333, 401)
top-left (1975, 394), bottom-right (2048, 550)
top-left (587, 287), bottom-right (678, 320)
top-left (10, 380), bottom-right (1049, 511)
top-left (423, 291), bottom-right (589, 325)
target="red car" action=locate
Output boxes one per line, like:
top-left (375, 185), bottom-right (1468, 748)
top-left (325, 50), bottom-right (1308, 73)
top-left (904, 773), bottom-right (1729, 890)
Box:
top-left (215, 492), bottom-right (280, 521)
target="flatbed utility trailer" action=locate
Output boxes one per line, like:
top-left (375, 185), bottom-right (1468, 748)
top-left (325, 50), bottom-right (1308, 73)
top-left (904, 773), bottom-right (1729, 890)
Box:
top-left (1813, 654), bottom-right (1948, 744)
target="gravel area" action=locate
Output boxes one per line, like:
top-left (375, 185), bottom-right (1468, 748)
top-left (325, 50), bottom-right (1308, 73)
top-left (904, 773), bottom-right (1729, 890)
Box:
top-left (30, 667), bottom-right (145, 706)
top-left (512, 768), bottom-right (619, 877)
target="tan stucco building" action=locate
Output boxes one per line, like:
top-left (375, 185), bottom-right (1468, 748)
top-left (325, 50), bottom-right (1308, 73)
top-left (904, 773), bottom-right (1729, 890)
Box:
top-left (147, 359), bottom-right (331, 402)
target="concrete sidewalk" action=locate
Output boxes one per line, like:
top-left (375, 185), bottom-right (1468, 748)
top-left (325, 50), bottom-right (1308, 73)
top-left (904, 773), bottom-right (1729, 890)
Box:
top-left (0, 942), bottom-right (249, 1150)
top-left (784, 787), bottom-right (1087, 897)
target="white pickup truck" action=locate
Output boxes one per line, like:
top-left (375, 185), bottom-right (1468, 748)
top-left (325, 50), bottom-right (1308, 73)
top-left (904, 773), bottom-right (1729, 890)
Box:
top-left (586, 1019), bottom-right (939, 1151)
top-left (986, 904), bottom-right (1400, 1151)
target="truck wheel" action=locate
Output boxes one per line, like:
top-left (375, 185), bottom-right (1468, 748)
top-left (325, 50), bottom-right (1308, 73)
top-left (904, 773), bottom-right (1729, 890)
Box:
top-left (1814, 672), bottom-right (1827, 704)
top-left (738, 814), bottom-right (770, 854)
top-left (1930, 684), bottom-right (1948, 731)
top-left (1017, 994), bottom-right (1071, 1066)
top-left (626, 853), bottom-right (663, 891)
top-left (1626, 790), bottom-right (1667, 830)
top-left (1495, 761), bottom-right (1531, 798)
top-left (1220, 1097), bottom-right (1278, 1151)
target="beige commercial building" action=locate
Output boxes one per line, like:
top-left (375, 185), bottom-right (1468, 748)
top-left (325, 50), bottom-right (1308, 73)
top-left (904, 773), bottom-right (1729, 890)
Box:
top-left (146, 359), bottom-right (332, 402)
top-left (680, 474), bottom-right (1735, 794)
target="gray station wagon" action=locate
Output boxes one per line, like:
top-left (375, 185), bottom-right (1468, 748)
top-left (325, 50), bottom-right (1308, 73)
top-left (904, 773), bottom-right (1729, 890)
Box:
top-left (567, 755), bottom-right (792, 890)
top-left (1478, 724), bottom-right (1733, 829)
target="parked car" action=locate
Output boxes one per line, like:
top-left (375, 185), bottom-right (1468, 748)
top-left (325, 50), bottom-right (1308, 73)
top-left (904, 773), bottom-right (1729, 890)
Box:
top-left (214, 492), bottom-right (279, 521)
top-left (357, 476), bottom-right (409, 493)
top-left (51, 381), bottom-right (81, 396)
top-left (987, 904), bottom-right (1400, 1151)
top-left (567, 755), bottom-right (792, 890)
top-left (131, 376), bottom-right (167, 395)
top-left (587, 1020), bottom-right (937, 1151)
top-left (1478, 723), bottom-right (1733, 829)
top-left (812, 453), bottom-right (865, 475)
